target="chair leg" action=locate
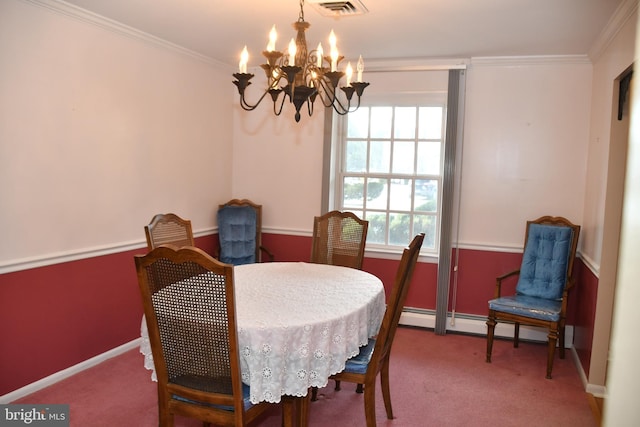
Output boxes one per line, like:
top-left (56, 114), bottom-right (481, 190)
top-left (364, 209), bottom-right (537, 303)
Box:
top-left (380, 360), bottom-right (393, 420)
top-left (310, 386), bottom-right (318, 401)
top-left (514, 322), bottom-right (520, 348)
top-left (300, 391), bottom-right (311, 427)
top-left (546, 327), bottom-right (559, 379)
top-left (334, 380), bottom-right (341, 391)
top-left (363, 378), bottom-right (378, 427)
top-left (356, 383), bottom-right (364, 393)
top-left (159, 390), bottom-right (173, 427)
top-left (486, 312), bottom-right (496, 363)
top-left (559, 322), bottom-right (566, 359)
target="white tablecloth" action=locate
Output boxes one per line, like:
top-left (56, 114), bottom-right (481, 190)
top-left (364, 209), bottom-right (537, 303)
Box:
top-left (140, 262), bottom-right (385, 404)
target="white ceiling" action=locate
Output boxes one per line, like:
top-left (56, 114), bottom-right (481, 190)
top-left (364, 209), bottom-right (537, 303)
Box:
top-left (60, 0), bottom-right (625, 66)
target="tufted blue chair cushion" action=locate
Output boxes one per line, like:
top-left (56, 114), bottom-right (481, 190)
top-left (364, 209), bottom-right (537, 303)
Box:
top-left (172, 383), bottom-right (254, 412)
top-left (515, 223), bottom-right (572, 300)
top-left (488, 295), bottom-right (563, 322)
top-left (217, 205), bottom-right (257, 265)
top-left (342, 338), bottom-right (376, 375)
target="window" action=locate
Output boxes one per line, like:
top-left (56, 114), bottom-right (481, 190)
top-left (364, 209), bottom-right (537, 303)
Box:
top-left (333, 103), bottom-right (446, 253)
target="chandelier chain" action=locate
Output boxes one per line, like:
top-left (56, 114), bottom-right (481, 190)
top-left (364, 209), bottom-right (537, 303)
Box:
top-left (299, 0), bottom-right (305, 22)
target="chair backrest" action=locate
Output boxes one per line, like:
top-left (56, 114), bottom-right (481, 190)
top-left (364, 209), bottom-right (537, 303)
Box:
top-left (217, 199), bottom-right (263, 265)
top-left (311, 210), bottom-right (369, 269)
top-left (369, 233), bottom-right (424, 374)
top-left (145, 213), bottom-right (195, 251)
top-left (134, 246), bottom-right (247, 421)
top-left (515, 216), bottom-right (580, 300)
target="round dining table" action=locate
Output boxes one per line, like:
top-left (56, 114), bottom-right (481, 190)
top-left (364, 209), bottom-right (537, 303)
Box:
top-left (140, 261), bottom-right (385, 426)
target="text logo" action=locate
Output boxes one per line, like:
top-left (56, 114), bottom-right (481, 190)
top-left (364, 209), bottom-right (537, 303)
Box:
top-left (0, 405), bottom-right (69, 426)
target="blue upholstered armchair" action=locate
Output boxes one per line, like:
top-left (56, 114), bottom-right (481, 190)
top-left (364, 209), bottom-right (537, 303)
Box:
top-left (485, 216), bottom-right (580, 379)
top-left (217, 199), bottom-right (274, 265)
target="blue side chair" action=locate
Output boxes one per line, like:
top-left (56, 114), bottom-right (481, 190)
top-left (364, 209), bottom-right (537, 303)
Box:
top-left (217, 199), bottom-right (274, 265)
top-left (486, 216), bottom-right (580, 379)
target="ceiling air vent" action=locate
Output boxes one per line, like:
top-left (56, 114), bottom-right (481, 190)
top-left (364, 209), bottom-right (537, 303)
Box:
top-left (308, 0), bottom-right (369, 17)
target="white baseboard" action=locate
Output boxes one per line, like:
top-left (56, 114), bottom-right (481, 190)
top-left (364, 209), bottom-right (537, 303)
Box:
top-left (0, 339), bottom-right (141, 404)
top-left (400, 309), bottom-right (575, 345)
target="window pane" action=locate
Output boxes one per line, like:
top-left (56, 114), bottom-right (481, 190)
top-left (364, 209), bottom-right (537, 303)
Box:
top-left (366, 178), bottom-right (388, 210)
top-left (370, 107), bottom-right (392, 138)
top-left (394, 107), bottom-right (416, 139)
top-left (369, 140), bottom-right (390, 173)
top-left (345, 140), bottom-right (367, 172)
top-left (418, 107), bottom-right (443, 139)
top-left (414, 179), bottom-right (438, 212)
top-left (417, 140), bottom-right (441, 175)
top-left (389, 213), bottom-right (411, 246)
top-left (389, 179), bottom-right (412, 211)
top-left (343, 177), bottom-right (364, 208)
top-left (366, 212), bottom-right (387, 244)
top-left (392, 140), bottom-right (415, 174)
top-left (414, 214), bottom-right (436, 250)
top-left (336, 96), bottom-right (446, 255)
top-left (347, 107), bottom-right (369, 138)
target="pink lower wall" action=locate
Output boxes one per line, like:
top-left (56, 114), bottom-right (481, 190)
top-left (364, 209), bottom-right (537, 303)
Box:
top-left (1, 233), bottom-right (595, 396)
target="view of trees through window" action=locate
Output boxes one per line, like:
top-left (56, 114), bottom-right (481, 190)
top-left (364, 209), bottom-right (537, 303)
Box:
top-left (338, 105), bottom-right (445, 252)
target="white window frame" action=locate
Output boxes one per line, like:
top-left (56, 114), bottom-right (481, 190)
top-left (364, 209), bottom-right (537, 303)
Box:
top-left (330, 100), bottom-right (447, 256)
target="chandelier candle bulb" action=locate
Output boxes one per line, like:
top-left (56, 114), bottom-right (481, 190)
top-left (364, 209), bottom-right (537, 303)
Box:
top-left (357, 55), bottom-right (364, 82)
top-left (316, 43), bottom-right (323, 67)
top-left (267, 25), bottom-right (277, 51)
top-left (346, 62), bottom-right (353, 86)
top-left (239, 46), bottom-right (249, 73)
top-left (329, 30), bottom-right (338, 72)
top-left (288, 39), bottom-right (297, 64)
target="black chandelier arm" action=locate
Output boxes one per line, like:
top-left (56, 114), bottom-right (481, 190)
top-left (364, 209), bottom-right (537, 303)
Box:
top-left (273, 89), bottom-right (287, 116)
top-left (315, 78), bottom-right (351, 114)
top-left (238, 89), bottom-right (271, 111)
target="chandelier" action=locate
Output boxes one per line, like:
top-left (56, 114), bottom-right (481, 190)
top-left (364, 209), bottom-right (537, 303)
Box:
top-left (232, 0), bottom-right (369, 122)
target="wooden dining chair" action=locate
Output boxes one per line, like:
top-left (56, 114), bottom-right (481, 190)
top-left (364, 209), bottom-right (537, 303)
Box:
top-left (310, 210), bottom-right (368, 269)
top-left (329, 233), bottom-right (424, 427)
top-left (217, 199), bottom-right (274, 265)
top-left (144, 213), bottom-right (195, 251)
top-left (486, 216), bottom-right (580, 379)
top-left (309, 210), bottom-right (369, 401)
top-left (134, 245), bottom-right (274, 426)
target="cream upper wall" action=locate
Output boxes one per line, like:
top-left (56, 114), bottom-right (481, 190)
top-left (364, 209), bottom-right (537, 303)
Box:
top-left (230, 86), bottom-right (326, 233)
top-left (0, 0), bottom-right (233, 267)
top-left (582, 10), bottom-right (638, 270)
top-left (232, 60), bottom-right (592, 249)
top-left (460, 58), bottom-right (591, 249)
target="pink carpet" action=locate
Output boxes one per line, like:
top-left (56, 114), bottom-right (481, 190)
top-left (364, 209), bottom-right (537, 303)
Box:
top-left (13, 327), bottom-right (595, 426)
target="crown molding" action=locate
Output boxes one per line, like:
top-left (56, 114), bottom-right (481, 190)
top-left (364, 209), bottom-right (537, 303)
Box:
top-left (470, 55), bottom-right (591, 67)
top-left (588, 0), bottom-right (639, 62)
top-left (21, 0), bottom-right (227, 68)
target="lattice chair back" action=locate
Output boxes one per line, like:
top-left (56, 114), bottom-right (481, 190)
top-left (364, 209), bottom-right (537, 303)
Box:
top-left (145, 213), bottom-right (195, 251)
top-left (311, 210), bottom-right (369, 269)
